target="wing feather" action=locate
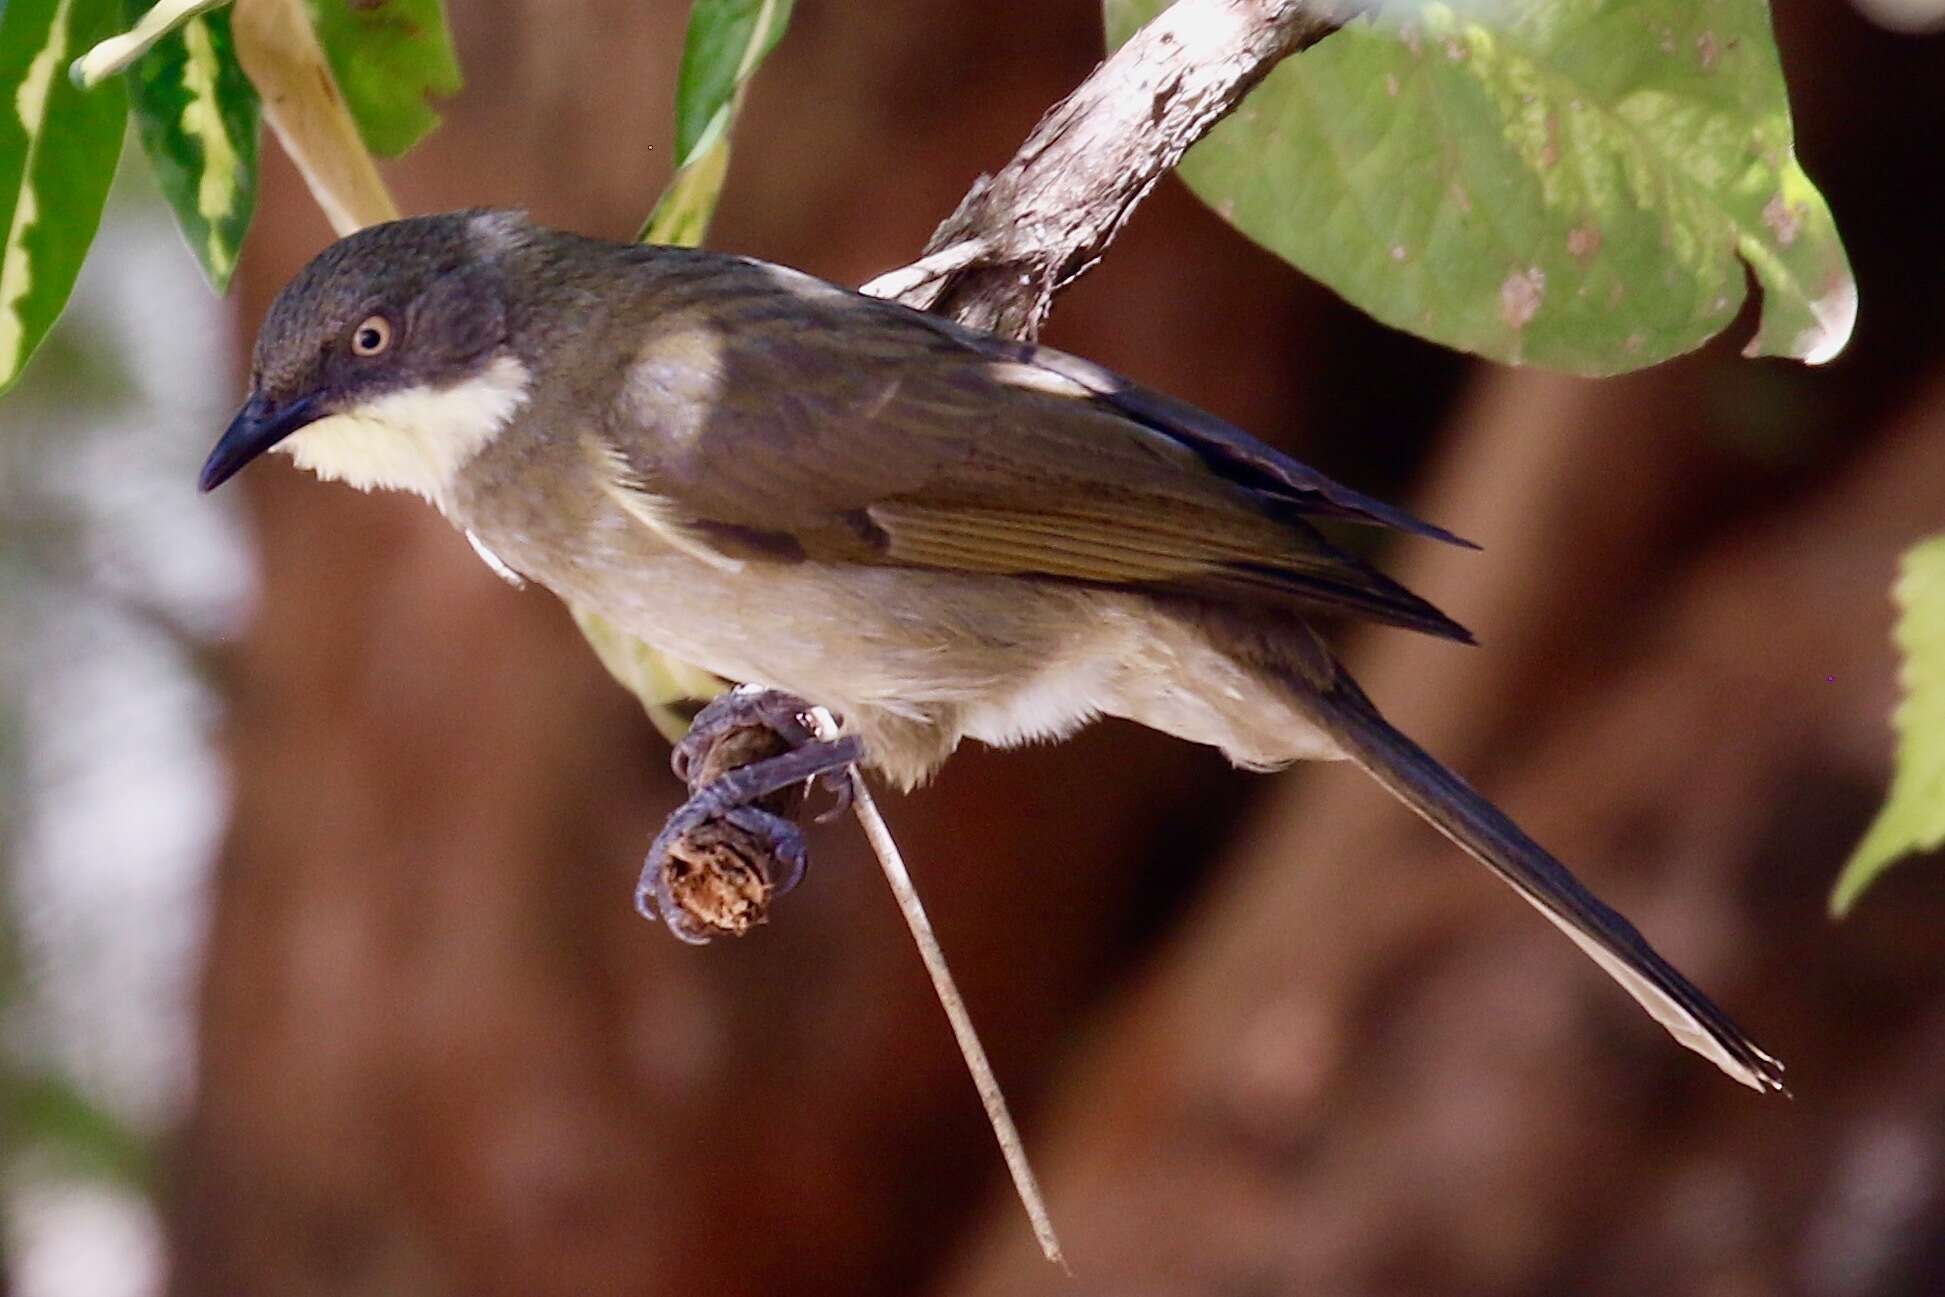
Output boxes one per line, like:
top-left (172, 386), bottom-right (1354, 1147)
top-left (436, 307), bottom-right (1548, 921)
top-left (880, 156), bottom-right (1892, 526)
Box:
top-left (596, 248), bottom-right (1471, 639)
top-left (585, 433), bottom-right (748, 574)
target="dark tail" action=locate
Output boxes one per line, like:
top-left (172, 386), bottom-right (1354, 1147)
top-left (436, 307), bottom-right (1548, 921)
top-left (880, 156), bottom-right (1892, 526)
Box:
top-left (1281, 662), bottom-right (1785, 1094)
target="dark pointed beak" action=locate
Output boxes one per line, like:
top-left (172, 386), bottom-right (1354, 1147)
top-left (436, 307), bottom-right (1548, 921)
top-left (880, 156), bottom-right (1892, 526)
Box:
top-left (199, 392), bottom-right (324, 492)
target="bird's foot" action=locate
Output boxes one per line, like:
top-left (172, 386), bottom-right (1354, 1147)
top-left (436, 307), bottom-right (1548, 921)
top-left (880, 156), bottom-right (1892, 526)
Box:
top-left (669, 686), bottom-right (818, 786)
top-left (637, 691), bottom-right (860, 943)
top-left (637, 804), bottom-right (812, 944)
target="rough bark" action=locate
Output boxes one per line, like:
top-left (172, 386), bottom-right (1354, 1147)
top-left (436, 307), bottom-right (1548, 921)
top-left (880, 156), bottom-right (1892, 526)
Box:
top-left (879, 0), bottom-right (1339, 336)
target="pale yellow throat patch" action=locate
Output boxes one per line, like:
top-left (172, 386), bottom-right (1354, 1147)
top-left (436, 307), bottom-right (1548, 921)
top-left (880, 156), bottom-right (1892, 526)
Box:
top-left (277, 354), bottom-right (532, 509)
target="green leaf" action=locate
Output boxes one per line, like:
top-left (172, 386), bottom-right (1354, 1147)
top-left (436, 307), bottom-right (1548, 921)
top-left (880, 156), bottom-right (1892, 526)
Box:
top-left (1106, 0), bottom-right (1855, 375)
top-left (641, 0), bottom-right (794, 246)
top-left (0, 0), bottom-right (128, 394)
top-left (672, 0), bottom-right (793, 164)
top-left (124, 0), bottom-right (258, 290)
top-left (1832, 536), bottom-right (1945, 917)
top-left (306, 0), bottom-right (459, 159)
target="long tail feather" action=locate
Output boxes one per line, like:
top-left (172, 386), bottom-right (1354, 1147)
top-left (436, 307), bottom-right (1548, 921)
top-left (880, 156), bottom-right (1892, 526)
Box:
top-left (1282, 667), bottom-right (1785, 1094)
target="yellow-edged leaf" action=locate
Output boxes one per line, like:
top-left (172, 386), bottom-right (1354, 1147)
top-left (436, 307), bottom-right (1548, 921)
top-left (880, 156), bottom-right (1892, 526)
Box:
top-left (0, 0), bottom-right (127, 393)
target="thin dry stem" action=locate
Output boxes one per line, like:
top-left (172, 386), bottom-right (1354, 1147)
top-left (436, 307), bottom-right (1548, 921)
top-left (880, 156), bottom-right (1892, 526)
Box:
top-left (843, 760), bottom-right (1069, 1270)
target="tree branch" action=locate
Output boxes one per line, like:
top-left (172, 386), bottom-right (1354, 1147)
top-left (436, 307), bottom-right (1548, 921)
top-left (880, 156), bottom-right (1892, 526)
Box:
top-left (861, 0), bottom-right (1340, 333)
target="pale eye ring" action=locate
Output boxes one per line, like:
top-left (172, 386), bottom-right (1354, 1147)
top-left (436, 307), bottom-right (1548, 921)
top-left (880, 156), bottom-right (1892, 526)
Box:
top-left (351, 315), bottom-right (392, 357)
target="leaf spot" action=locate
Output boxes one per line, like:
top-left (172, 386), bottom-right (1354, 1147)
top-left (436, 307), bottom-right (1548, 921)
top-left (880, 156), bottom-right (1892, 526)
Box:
top-left (1384, 73), bottom-right (1400, 98)
top-left (1389, 244), bottom-right (1408, 262)
top-left (1567, 222), bottom-right (1603, 264)
top-left (1500, 267), bottom-right (1546, 329)
top-left (1762, 193), bottom-right (1803, 246)
top-left (1697, 31), bottom-right (1722, 71)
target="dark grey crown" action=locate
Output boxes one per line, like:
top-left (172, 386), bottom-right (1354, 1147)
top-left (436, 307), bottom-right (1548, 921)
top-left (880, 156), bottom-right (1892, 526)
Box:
top-left (251, 211), bottom-right (531, 408)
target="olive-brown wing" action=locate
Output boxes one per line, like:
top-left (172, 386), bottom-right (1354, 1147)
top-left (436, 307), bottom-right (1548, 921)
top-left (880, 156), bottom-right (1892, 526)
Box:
top-left (600, 255), bottom-right (1467, 639)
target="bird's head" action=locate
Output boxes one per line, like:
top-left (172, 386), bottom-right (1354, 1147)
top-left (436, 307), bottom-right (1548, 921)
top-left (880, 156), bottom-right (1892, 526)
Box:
top-left (200, 210), bottom-right (534, 506)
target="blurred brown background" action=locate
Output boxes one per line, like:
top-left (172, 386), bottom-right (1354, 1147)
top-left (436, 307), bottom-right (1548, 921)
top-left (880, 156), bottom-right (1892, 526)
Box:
top-left (5, 1), bottom-right (1944, 1294)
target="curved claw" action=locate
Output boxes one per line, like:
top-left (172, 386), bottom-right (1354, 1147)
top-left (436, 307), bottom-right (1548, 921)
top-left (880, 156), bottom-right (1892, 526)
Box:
top-left (813, 767), bottom-right (856, 823)
top-left (635, 818), bottom-right (718, 945)
top-left (724, 805), bottom-right (810, 894)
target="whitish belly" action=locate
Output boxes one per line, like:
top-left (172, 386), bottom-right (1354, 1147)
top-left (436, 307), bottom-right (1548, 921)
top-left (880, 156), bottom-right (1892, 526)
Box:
top-left (529, 543), bottom-right (1095, 719)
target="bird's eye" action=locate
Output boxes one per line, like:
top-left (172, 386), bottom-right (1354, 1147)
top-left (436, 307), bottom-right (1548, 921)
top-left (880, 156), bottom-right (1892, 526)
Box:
top-left (351, 315), bottom-right (393, 357)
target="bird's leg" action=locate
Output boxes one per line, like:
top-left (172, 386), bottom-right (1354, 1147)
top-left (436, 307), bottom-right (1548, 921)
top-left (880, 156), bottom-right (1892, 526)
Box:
top-left (638, 689), bottom-right (862, 942)
top-left (669, 686), bottom-right (817, 786)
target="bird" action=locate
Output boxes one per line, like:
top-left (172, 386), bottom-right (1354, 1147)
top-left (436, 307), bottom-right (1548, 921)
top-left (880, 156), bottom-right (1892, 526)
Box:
top-left (200, 210), bottom-right (1784, 1093)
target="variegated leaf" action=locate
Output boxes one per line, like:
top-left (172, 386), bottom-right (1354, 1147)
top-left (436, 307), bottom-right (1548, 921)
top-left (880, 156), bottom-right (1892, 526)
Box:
top-left (124, 0), bottom-right (259, 290)
top-left (69, 0), bottom-right (231, 88)
top-left (0, 0), bottom-right (127, 394)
